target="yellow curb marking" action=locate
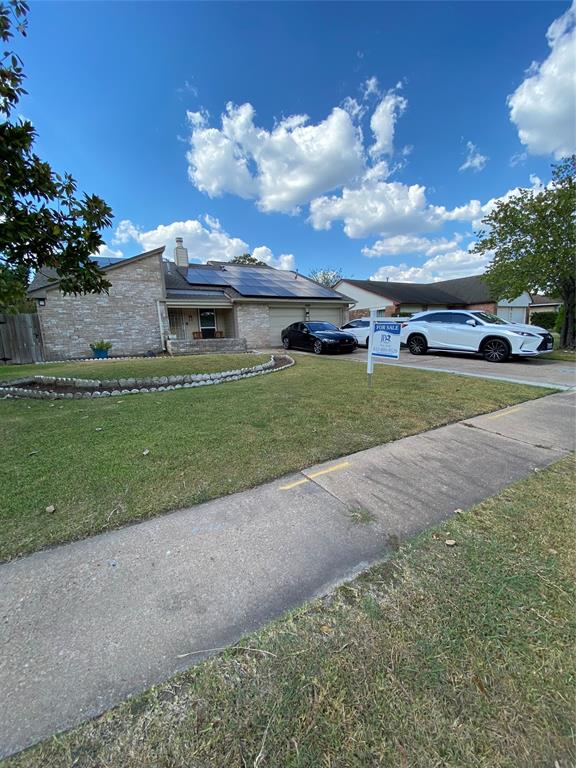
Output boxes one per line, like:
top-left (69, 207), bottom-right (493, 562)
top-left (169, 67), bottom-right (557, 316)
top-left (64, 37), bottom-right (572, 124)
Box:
top-left (279, 478), bottom-right (310, 491)
top-left (279, 461), bottom-right (351, 491)
top-left (487, 406), bottom-right (523, 420)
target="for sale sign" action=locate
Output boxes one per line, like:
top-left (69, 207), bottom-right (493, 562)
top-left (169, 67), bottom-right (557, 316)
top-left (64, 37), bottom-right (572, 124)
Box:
top-left (366, 310), bottom-right (402, 379)
top-left (370, 320), bottom-right (402, 359)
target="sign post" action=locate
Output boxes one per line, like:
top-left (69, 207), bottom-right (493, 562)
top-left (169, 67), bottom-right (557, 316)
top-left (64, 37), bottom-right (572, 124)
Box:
top-left (367, 308), bottom-right (402, 387)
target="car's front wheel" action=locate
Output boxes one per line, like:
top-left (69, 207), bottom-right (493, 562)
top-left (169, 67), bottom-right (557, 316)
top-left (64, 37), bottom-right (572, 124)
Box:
top-left (313, 339), bottom-right (323, 355)
top-left (407, 333), bottom-right (427, 355)
top-left (482, 338), bottom-right (510, 363)
top-left (282, 337), bottom-right (291, 350)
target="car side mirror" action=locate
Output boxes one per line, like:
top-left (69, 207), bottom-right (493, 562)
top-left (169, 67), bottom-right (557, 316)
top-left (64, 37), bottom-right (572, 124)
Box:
top-left (302, 327), bottom-right (309, 334)
top-left (466, 319), bottom-right (476, 326)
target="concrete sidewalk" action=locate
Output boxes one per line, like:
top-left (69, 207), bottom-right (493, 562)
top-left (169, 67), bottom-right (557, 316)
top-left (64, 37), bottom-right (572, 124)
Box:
top-left (1, 390), bottom-right (574, 758)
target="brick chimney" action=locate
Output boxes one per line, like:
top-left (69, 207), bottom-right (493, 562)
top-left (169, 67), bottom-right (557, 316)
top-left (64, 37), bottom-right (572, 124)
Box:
top-left (174, 237), bottom-right (189, 268)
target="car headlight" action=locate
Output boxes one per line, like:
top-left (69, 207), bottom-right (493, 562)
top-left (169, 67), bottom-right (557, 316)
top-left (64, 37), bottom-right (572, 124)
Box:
top-left (324, 338), bottom-right (338, 344)
top-left (511, 331), bottom-right (537, 337)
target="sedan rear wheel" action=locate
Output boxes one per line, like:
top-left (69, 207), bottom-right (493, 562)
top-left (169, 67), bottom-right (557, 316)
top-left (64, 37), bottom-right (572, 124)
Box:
top-left (313, 339), bottom-right (323, 355)
top-left (408, 333), bottom-right (427, 355)
top-left (482, 338), bottom-right (510, 363)
top-left (282, 337), bottom-right (291, 350)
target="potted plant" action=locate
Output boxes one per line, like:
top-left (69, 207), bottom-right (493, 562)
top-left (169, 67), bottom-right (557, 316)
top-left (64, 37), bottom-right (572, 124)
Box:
top-left (90, 340), bottom-right (113, 359)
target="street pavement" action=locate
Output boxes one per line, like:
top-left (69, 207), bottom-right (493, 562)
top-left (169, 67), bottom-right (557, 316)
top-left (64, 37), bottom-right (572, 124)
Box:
top-left (1, 390), bottom-right (574, 758)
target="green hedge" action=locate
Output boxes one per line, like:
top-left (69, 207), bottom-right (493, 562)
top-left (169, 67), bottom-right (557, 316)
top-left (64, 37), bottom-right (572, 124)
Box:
top-left (531, 311), bottom-right (558, 331)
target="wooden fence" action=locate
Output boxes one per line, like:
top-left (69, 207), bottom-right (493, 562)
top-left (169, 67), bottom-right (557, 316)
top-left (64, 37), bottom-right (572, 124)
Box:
top-left (0, 313), bottom-right (44, 365)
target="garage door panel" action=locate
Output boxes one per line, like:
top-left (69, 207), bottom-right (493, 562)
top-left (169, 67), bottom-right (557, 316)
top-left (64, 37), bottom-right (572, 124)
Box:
top-left (309, 307), bottom-right (343, 326)
top-left (269, 307), bottom-right (306, 345)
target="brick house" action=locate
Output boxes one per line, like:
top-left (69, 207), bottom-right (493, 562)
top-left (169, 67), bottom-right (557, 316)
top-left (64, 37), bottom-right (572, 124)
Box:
top-left (28, 240), bottom-right (353, 360)
top-left (334, 275), bottom-right (531, 323)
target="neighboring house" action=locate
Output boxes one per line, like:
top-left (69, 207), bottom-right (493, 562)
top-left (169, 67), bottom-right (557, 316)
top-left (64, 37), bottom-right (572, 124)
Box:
top-left (27, 239), bottom-right (353, 360)
top-left (334, 275), bottom-right (531, 324)
top-left (529, 293), bottom-right (563, 319)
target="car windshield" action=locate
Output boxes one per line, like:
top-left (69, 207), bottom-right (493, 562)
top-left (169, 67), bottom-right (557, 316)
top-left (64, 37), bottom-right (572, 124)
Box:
top-left (306, 322), bottom-right (338, 331)
top-left (470, 311), bottom-right (508, 325)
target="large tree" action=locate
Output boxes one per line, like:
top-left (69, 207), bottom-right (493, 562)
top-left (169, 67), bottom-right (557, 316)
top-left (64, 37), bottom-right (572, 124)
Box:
top-left (308, 267), bottom-right (343, 288)
top-left (472, 156), bottom-right (576, 349)
top-left (0, 0), bottom-right (113, 311)
top-left (230, 253), bottom-right (267, 266)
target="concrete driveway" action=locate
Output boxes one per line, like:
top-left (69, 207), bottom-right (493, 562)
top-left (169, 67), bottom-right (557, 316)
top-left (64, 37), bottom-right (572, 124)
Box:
top-left (280, 347), bottom-right (576, 390)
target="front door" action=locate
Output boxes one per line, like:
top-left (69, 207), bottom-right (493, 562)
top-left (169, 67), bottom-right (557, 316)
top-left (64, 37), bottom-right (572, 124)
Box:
top-left (199, 309), bottom-right (216, 339)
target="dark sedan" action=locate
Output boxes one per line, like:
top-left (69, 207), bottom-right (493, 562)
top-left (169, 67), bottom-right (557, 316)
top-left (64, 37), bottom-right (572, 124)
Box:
top-left (281, 321), bottom-right (358, 354)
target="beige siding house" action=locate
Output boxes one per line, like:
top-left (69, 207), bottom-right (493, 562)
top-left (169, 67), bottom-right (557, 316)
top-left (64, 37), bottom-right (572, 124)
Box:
top-left (28, 240), bottom-right (353, 360)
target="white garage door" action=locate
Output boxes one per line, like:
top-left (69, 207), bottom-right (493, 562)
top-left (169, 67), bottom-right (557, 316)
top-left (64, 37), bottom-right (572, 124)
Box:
top-left (309, 306), bottom-right (343, 327)
top-left (497, 305), bottom-right (526, 323)
top-left (269, 306), bottom-right (306, 345)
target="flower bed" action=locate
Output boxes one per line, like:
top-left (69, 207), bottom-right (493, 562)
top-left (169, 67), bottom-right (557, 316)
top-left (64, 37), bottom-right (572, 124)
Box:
top-left (0, 355), bottom-right (294, 400)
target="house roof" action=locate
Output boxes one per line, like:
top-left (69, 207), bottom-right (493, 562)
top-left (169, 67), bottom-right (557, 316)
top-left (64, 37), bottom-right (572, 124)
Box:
top-left (338, 279), bottom-right (466, 305)
top-left (27, 247), bottom-right (352, 303)
top-left (174, 262), bottom-right (353, 302)
top-left (530, 293), bottom-right (562, 306)
top-left (433, 275), bottom-right (493, 303)
top-left (27, 248), bottom-right (165, 295)
top-left (338, 274), bottom-right (494, 306)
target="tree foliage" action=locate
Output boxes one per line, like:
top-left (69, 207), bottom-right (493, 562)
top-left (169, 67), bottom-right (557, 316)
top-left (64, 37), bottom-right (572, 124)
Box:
top-left (230, 253), bottom-right (267, 266)
top-left (308, 267), bottom-right (344, 288)
top-left (0, 0), bottom-right (113, 311)
top-left (472, 156), bottom-right (576, 348)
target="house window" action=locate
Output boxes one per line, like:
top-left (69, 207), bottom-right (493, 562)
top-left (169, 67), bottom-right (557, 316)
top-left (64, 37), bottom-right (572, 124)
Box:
top-left (198, 308), bottom-right (217, 339)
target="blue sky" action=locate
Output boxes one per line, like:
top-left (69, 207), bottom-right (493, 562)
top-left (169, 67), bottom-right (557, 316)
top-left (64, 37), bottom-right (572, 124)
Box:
top-left (18, 1), bottom-right (575, 282)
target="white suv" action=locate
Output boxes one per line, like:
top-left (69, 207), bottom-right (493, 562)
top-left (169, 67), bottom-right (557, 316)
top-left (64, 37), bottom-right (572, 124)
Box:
top-left (401, 310), bottom-right (554, 362)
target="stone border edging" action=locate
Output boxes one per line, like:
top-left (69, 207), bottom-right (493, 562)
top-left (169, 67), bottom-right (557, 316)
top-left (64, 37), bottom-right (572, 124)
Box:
top-left (0, 355), bottom-right (295, 400)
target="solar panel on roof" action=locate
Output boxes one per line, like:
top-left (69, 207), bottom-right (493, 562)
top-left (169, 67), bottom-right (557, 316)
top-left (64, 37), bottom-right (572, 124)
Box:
top-left (185, 268), bottom-right (228, 285)
top-left (180, 264), bottom-right (343, 299)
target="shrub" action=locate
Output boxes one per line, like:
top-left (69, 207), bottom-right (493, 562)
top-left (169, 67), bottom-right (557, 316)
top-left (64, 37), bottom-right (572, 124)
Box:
top-left (531, 311), bottom-right (558, 331)
top-left (90, 340), bottom-right (113, 352)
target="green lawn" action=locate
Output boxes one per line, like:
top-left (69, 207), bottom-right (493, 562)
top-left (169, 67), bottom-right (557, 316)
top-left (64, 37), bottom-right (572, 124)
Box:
top-left (7, 456), bottom-right (574, 768)
top-left (0, 353), bottom-right (269, 382)
top-left (0, 355), bottom-right (553, 562)
top-left (548, 348), bottom-right (576, 362)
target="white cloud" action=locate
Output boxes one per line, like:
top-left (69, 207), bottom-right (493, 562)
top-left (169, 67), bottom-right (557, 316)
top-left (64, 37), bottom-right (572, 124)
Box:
top-left (362, 234), bottom-right (463, 258)
top-left (310, 167), bottom-right (545, 239)
top-left (110, 217), bottom-right (294, 269)
top-left (440, 174), bottom-right (543, 230)
top-left (186, 108), bottom-right (209, 128)
top-left (96, 244), bottom-right (124, 259)
top-left (186, 101), bottom-right (365, 213)
top-left (370, 88), bottom-right (407, 158)
top-left (309, 171), bottom-right (443, 238)
top-left (252, 246), bottom-right (295, 271)
top-left (370, 248), bottom-right (491, 283)
top-left (112, 219), bottom-right (141, 244)
top-left (508, 1), bottom-right (576, 158)
top-left (362, 76), bottom-right (380, 98)
top-left (509, 151), bottom-right (527, 167)
top-left (459, 141), bottom-right (488, 173)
